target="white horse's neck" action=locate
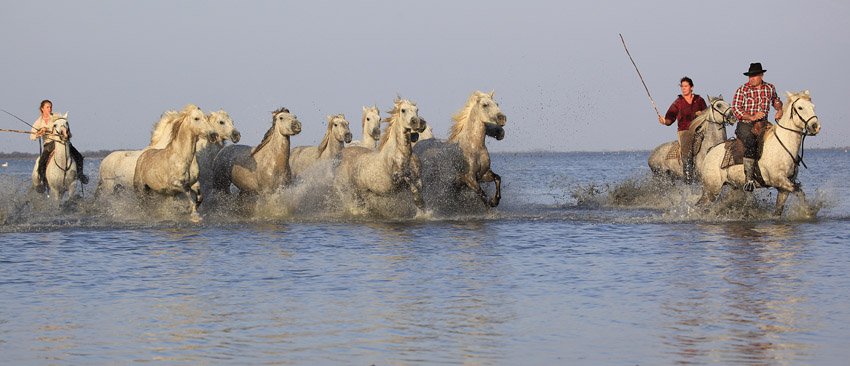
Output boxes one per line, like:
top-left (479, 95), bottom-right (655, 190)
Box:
top-left (362, 132), bottom-right (377, 148)
top-left (379, 120), bottom-right (412, 165)
top-left (257, 131), bottom-right (292, 185)
top-left (165, 120), bottom-right (201, 168)
top-left (454, 109), bottom-right (487, 149)
top-left (321, 135), bottom-right (345, 159)
top-left (762, 114), bottom-right (803, 166)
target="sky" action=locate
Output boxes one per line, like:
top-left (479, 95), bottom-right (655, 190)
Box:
top-left (1, 0), bottom-right (848, 154)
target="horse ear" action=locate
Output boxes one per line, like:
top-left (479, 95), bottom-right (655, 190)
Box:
top-left (786, 90), bottom-right (793, 97)
top-left (718, 94), bottom-right (723, 100)
top-left (327, 115), bottom-right (333, 121)
top-left (362, 106), bottom-right (368, 112)
top-left (63, 111), bottom-right (68, 118)
top-left (805, 90), bottom-right (810, 96)
top-left (489, 89), bottom-right (495, 98)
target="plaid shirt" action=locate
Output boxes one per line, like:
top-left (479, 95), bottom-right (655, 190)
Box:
top-left (732, 81), bottom-right (780, 122)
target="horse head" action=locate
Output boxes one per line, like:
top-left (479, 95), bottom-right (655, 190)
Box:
top-left (785, 90), bottom-right (820, 135)
top-left (362, 105), bottom-right (382, 141)
top-left (328, 114), bottom-right (353, 144)
top-left (51, 112), bottom-right (71, 141)
top-left (387, 98), bottom-right (422, 133)
top-left (274, 107), bottom-right (302, 136)
top-left (707, 95), bottom-right (735, 126)
top-left (474, 90), bottom-right (506, 127)
top-left (207, 109), bottom-right (241, 143)
top-left (181, 105), bottom-right (217, 143)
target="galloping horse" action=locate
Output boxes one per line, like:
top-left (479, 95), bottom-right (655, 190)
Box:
top-left (413, 90), bottom-right (507, 211)
top-left (334, 97), bottom-right (425, 216)
top-left (348, 105), bottom-right (382, 148)
top-left (698, 91), bottom-right (821, 215)
top-left (148, 109), bottom-right (241, 205)
top-left (30, 112), bottom-right (77, 200)
top-left (648, 95), bottom-right (736, 181)
top-left (133, 105), bottom-right (217, 221)
top-left (211, 107), bottom-right (302, 196)
top-left (289, 114), bottom-right (352, 178)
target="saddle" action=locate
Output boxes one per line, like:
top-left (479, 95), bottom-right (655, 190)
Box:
top-left (720, 138), bottom-right (767, 187)
top-left (665, 123), bottom-right (705, 161)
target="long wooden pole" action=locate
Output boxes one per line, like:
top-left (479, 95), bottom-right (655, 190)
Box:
top-left (619, 33), bottom-right (661, 118)
top-left (0, 127), bottom-right (60, 138)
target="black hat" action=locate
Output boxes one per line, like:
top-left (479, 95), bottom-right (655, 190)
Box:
top-left (744, 62), bottom-right (767, 76)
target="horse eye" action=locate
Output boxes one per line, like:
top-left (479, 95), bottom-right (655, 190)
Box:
top-left (219, 120), bottom-right (225, 124)
top-left (482, 103), bottom-right (489, 107)
top-left (366, 118), bottom-right (370, 121)
top-left (797, 106), bottom-right (803, 110)
top-left (194, 117), bottom-right (200, 121)
top-left (402, 109), bottom-right (406, 113)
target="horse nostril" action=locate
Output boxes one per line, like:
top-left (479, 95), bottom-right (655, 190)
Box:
top-left (232, 131), bottom-right (241, 143)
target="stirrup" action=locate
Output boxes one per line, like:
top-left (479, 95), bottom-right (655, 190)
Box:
top-left (743, 180), bottom-right (755, 192)
top-left (79, 173), bottom-right (89, 185)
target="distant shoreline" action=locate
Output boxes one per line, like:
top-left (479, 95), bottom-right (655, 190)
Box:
top-left (1, 147), bottom-right (847, 160)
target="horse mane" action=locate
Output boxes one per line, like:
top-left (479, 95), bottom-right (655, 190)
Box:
top-left (378, 97), bottom-right (415, 150)
top-left (362, 105), bottom-right (378, 131)
top-left (150, 110), bottom-right (180, 146)
top-left (318, 114), bottom-right (344, 153)
top-left (449, 91), bottom-right (490, 141)
top-left (252, 107), bottom-right (289, 156)
top-left (148, 104), bottom-right (201, 147)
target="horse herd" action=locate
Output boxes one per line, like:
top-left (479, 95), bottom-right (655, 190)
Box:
top-left (30, 91), bottom-right (506, 222)
top-left (29, 89), bottom-right (821, 219)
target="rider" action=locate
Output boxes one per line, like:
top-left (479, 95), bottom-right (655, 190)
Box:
top-left (30, 99), bottom-right (88, 193)
top-left (658, 76), bottom-right (707, 184)
top-left (732, 63), bottom-right (783, 192)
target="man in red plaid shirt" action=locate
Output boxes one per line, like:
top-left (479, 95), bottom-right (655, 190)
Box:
top-left (733, 62), bottom-right (783, 191)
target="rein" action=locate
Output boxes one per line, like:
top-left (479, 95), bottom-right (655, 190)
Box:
top-left (772, 98), bottom-right (817, 171)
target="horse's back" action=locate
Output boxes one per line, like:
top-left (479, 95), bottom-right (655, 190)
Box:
top-left (289, 145), bottom-right (320, 177)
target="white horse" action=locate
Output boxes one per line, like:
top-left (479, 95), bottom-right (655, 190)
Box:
top-left (148, 109), bottom-right (241, 205)
top-left (289, 114), bottom-right (352, 178)
top-left (133, 105), bottom-right (217, 221)
top-left (348, 105), bottom-right (382, 148)
top-left (334, 97), bottom-right (425, 216)
top-left (30, 112), bottom-right (77, 200)
top-left (413, 90), bottom-right (506, 211)
top-left (698, 91), bottom-right (821, 215)
top-left (211, 107), bottom-right (302, 196)
top-left (648, 95), bottom-right (736, 181)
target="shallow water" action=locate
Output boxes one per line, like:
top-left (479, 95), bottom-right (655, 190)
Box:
top-left (2, 150), bottom-right (849, 365)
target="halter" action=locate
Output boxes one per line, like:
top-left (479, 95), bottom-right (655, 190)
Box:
top-left (772, 97), bottom-right (818, 172)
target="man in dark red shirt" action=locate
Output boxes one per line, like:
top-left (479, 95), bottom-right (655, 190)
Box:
top-left (659, 76), bottom-right (707, 184)
top-left (732, 62), bottom-right (783, 191)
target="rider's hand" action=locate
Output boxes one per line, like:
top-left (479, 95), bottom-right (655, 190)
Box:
top-left (775, 109), bottom-right (783, 120)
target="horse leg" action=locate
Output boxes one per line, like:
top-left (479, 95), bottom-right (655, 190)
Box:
top-left (402, 175), bottom-right (425, 212)
top-left (458, 173), bottom-right (489, 209)
top-left (185, 188), bottom-right (201, 222)
top-left (480, 169), bottom-right (501, 207)
top-left (774, 190), bottom-right (790, 216)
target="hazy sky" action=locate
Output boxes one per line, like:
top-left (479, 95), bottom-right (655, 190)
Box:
top-left (2, 0), bottom-right (847, 154)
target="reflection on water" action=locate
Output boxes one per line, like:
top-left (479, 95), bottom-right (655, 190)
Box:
top-left (658, 223), bottom-right (816, 364)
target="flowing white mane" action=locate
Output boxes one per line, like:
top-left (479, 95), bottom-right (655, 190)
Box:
top-left (449, 90), bottom-right (493, 141)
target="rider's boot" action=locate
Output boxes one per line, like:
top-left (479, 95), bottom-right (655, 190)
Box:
top-left (743, 158), bottom-right (756, 192)
top-left (36, 153), bottom-right (49, 193)
top-left (70, 146), bottom-right (88, 184)
top-left (683, 157), bottom-right (695, 185)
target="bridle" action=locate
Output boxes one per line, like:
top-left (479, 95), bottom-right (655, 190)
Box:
top-left (773, 97), bottom-right (818, 172)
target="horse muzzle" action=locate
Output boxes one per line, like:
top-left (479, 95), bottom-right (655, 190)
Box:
top-left (808, 119), bottom-right (821, 135)
top-left (369, 127), bottom-right (381, 140)
top-left (495, 113), bottom-right (507, 127)
top-left (207, 132), bottom-right (219, 143)
top-left (231, 130), bottom-right (241, 143)
top-left (343, 132), bottom-right (353, 143)
top-left (409, 116), bottom-right (423, 132)
top-left (292, 121), bottom-right (302, 134)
